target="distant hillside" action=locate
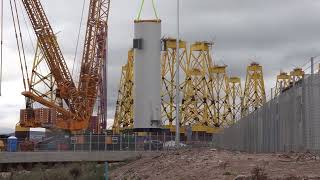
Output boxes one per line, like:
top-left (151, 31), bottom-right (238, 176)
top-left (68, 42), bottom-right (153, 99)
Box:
top-left (0, 127), bottom-right (14, 135)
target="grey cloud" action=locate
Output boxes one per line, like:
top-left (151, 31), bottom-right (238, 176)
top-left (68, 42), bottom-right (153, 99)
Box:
top-left (1, 0), bottom-right (320, 127)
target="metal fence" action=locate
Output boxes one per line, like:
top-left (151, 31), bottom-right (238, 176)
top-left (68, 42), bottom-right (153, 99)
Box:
top-left (213, 74), bottom-right (320, 153)
top-left (0, 132), bottom-right (214, 152)
top-left (3, 77), bottom-right (319, 154)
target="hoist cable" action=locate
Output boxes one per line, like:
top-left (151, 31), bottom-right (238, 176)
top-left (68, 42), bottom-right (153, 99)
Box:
top-left (72, 0), bottom-right (86, 78)
top-left (136, 0), bottom-right (145, 20)
top-left (136, 0), bottom-right (159, 20)
top-left (9, 0), bottom-right (26, 90)
top-left (0, 0), bottom-right (3, 96)
top-left (151, 0), bottom-right (159, 20)
top-left (13, 0), bottom-right (30, 86)
top-left (17, 0), bottom-right (35, 52)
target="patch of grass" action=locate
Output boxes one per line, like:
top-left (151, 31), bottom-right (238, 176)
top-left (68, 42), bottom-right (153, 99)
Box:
top-left (284, 175), bottom-right (301, 180)
top-left (109, 157), bottom-right (141, 172)
top-left (69, 166), bottom-right (82, 180)
top-left (3, 163), bottom-right (105, 180)
top-left (223, 171), bottom-right (232, 176)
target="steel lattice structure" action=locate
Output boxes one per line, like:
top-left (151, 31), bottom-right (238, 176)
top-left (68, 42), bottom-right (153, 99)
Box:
top-left (209, 65), bottom-right (232, 127)
top-left (161, 38), bottom-right (188, 127)
top-left (28, 42), bottom-right (61, 108)
top-left (181, 42), bottom-right (215, 128)
top-left (290, 68), bottom-right (304, 83)
top-left (274, 72), bottom-right (290, 97)
top-left (113, 41), bottom-right (260, 133)
top-left (228, 76), bottom-right (242, 123)
top-left (20, 42), bottom-right (61, 128)
top-left (113, 50), bottom-right (134, 133)
top-left (242, 62), bottom-right (266, 117)
top-left (20, 0), bottom-right (110, 131)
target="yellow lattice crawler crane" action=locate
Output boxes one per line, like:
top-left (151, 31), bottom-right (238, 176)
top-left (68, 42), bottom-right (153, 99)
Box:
top-left (209, 65), bottom-right (232, 127)
top-left (113, 50), bottom-right (134, 133)
top-left (228, 77), bottom-right (242, 123)
top-left (242, 63), bottom-right (266, 117)
top-left (274, 72), bottom-right (290, 97)
top-left (19, 0), bottom-right (110, 131)
top-left (181, 42), bottom-right (216, 130)
top-left (161, 38), bottom-right (188, 127)
top-left (290, 68), bottom-right (304, 83)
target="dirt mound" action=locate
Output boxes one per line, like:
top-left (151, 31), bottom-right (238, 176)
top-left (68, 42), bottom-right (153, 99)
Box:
top-left (110, 148), bottom-right (320, 180)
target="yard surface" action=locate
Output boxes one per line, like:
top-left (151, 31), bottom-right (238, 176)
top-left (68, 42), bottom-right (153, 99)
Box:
top-left (110, 148), bottom-right (320, 180)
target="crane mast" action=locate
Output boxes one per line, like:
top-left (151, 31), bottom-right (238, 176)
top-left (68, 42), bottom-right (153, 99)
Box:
top-left (77, 0), bottom-right (109, 127)
top-left (20, 0), bottom-right (110, 131)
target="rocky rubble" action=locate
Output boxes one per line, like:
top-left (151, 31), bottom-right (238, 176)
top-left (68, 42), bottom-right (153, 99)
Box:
top-left (110, 148), bottom-right (320, 180)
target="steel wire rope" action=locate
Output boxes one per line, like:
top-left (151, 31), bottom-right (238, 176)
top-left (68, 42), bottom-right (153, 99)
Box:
top-left (303, 57), bottom-right (320, 73)
top-left (13, 0), bottom-right (30, 86)
top-left (0, 0), bottom-right (3, 96)
top-left (137, 0), bottom-right (159, 20)
top-left (17, 0), bottom-right (35, 52)
top-left (72, 0), bottom-right (86, 80)
top-left (136, 0), bottom-right (145, 20)
top-left (9, 0), bottom-right (26, 90)
top-left (151, 0), bottom-right (159, 20)
top-left (17, 1), bottom-right (47, 92)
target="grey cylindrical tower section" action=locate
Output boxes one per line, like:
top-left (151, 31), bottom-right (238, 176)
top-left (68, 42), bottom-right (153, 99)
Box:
top-left (134, 20), bottom-right (161, 130)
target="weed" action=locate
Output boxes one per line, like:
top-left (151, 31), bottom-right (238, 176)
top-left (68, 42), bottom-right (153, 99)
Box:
top-left (69, 166), bottom-right (82, 180)
top-left (251, 166), bottom-right (268, 180)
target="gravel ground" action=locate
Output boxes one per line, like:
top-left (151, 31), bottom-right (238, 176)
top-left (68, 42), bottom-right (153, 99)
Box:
top-left (110, 148), bottom-right (320, 180)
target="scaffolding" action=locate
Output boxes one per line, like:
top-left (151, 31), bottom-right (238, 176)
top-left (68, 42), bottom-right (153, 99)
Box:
top-left (242, 62), bottom-right (266, 117)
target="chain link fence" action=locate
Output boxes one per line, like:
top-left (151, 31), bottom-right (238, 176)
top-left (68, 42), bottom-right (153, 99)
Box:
top-left (3, 76), bottom-right (318, 154)
top-left (0, 131), bottom-right (215, 152)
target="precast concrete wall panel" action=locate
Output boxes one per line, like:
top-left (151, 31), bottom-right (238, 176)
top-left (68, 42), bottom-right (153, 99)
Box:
top-left (214, 75), bottom-right (320, 153)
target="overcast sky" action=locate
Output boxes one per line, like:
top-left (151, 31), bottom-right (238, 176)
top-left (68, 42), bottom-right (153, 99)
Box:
top-left (0, 0), bottom-right (320, 130)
